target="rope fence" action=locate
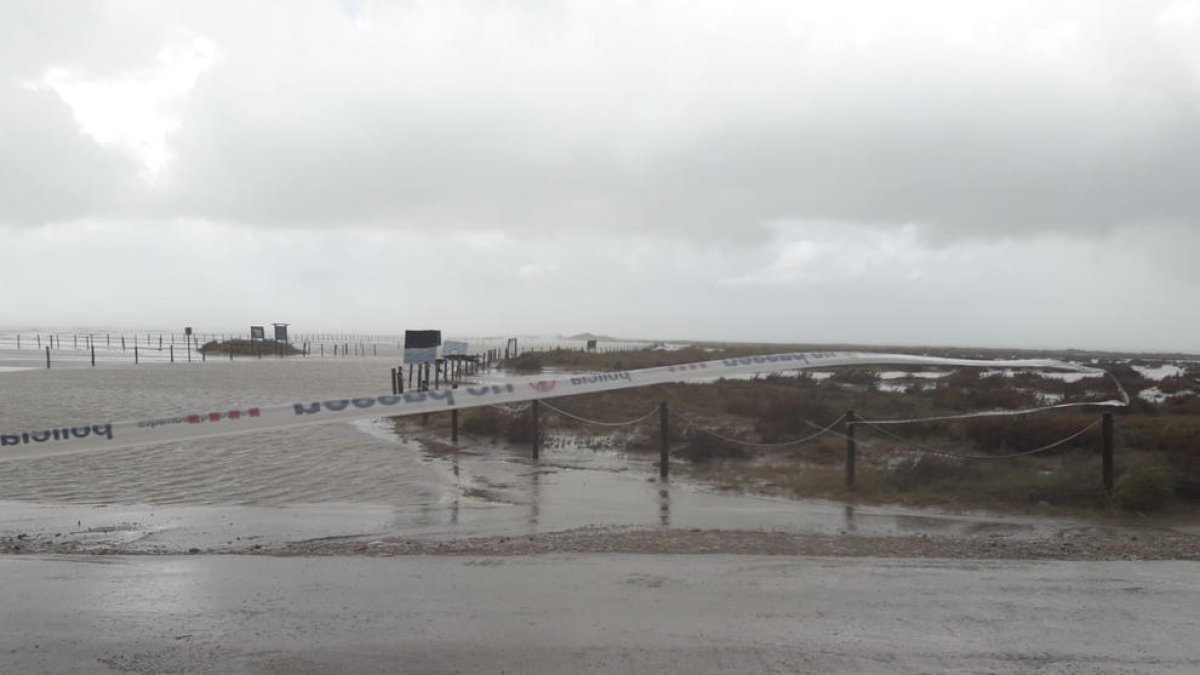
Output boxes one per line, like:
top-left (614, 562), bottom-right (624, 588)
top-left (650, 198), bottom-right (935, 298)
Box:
top-left (473, 396), bottom-right (1120, 489)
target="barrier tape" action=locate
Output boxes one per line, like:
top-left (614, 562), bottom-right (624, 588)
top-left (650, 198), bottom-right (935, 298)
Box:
top-left (0, 351), bottom-right (1128, 461)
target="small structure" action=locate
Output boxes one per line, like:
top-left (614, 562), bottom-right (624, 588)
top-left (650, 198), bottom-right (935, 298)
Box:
top-left (272, 323), bottom-right (290, 343)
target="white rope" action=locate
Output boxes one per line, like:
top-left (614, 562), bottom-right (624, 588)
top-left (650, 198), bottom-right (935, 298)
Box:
top-left (678, 412), bottom-right (847, 448)
top-left (539, 400), bottom-right (660, 427)
top-left (855, 417), bottom-right (1101, 461)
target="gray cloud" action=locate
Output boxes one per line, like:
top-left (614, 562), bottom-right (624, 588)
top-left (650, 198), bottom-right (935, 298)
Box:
top-left (4, 1), bottom-right (1199, 242)
top-left (0, 86), bottom-right (141, 225)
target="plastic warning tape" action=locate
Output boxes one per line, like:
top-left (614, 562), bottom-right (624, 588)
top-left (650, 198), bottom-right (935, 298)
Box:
top-left (0, 351), bottom-right (1127, 461)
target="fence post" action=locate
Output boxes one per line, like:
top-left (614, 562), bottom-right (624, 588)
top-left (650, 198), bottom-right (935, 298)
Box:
top-left (451, 408), bottom-right (459, 444)
top-left (531, 400), bottom-right (541, 462)
top-left (1102, 413), bottom-right (1114, 494)
top-left (90, 344), bottom-right (95, 367)
top-left (170, 344), bottom-right (175, 363)
top-left (135, 345), bottom-right (139, 364)
top-left (659, 402), bottom-right (670, 481)
top-left (845, 410), bottom-right (857, 490)
top-left (45, 346), bottom-right (50, 369)
top-left (391, 368), bottom-right (398, 395)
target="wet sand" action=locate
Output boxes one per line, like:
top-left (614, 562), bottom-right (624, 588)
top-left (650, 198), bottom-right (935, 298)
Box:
top-left (2, 554), bottom-right (1197, 674)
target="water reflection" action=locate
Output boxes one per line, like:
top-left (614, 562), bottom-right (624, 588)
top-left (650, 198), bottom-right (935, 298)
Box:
top-left (450, 452), bottom-right (460, 525)
top-left (529, 468), bottom-right (541, 527)
top-left (658, 486), bottom-right (671, 527)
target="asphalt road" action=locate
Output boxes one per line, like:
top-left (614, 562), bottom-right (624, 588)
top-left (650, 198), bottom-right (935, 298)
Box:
top-left (1, 554), bottom-right (1197, 674)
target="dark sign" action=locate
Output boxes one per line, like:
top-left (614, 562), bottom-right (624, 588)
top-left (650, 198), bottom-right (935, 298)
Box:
top-left (184, 327), bottom-right (193, 337)
top-left (273, 324), bottom-right (289, 342)
top-left (586, 339), bottom-right (597, 352)
top-left (404, 330), bottom-right (442, 349)
top-left (250, 326), bottom-right (265, 340)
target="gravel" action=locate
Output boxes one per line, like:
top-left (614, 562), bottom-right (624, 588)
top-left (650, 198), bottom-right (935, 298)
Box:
top-left (247, 525), bottom-right (1200, 560)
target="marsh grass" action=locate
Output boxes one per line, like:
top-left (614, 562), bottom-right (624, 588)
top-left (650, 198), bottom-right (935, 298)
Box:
top-left (415, 346), bottom-right (1199, 513)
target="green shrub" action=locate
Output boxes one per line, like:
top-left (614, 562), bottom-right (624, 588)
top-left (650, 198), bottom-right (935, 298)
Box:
top-left (506, 352), bottom-right (544, 373)
top-left (1114, 466), bottom-right (1176, 512)
top-left (461, 407), bottom-right (505, 436)
top-left (677, 430), bottom-right (750, 462)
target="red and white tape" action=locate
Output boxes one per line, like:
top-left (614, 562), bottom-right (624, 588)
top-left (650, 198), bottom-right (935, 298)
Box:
top-left (1, 351), bottom-right (1127, 461)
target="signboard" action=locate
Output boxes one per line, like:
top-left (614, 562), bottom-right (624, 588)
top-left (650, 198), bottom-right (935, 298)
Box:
top-left (586, 339), bottom-right (597, 352)
top-left (444, 340), bottom-right (469, 356)
top-left (404, 330), bottom-right (442, 364)
top-left (250, 326), bottom-right (265, 340)
top-left (184, 327), bottom-right (193, 337)
top-left (405, 330), bottom-right (441, 349)
top-left (273, 324), bottom-right (289, 342)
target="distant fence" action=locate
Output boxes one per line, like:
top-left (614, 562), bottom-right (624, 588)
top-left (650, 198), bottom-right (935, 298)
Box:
top-left (0, 331), bottom-right (653, 369)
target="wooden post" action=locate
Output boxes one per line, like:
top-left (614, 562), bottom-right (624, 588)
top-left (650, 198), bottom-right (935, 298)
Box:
top-left (845, 410), bottom-right (857, 490)
top-left (45, 346), bottom-right (50, 369)
top-left (659, 401), bottom-right (670, 481)
top-left (90, 344), bottom-right (95, 367)
top-left (1102, 413), bottom-right (1114, 494)
top-left (451, 408), bottom-right (459, 443)
top-left (391, 368), bottom-right (398, 395)
top-left (398, 366), bottom-right (404, 394)
top-left (121, 336), bottom-right (126, 351)
top-left (187, 339), bottom-right (192, 363)
top-left (135, 345), bottom-right (139, 364)
top-left (170, 344), bottom-right (175, 363)
top-left (531, 400), bottom-right (541, 462)
top-left (74, 334), bottom-right (78, 350)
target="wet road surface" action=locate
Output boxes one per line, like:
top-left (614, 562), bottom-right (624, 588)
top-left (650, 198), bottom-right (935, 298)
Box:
top-left (2, 554), bottom-right (1197, 674)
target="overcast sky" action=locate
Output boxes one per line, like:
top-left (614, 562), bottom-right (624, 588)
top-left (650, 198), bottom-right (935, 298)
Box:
top-left (2, 1), bottom-right (1198, 351)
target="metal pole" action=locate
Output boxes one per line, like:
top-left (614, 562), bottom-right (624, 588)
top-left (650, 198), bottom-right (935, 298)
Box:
top-left (845, 410), bottom-right (857, 490)
top-left (659, 402), bottom-right (670, 481)
top-left (1102, 413), bottom-right (1114, 494)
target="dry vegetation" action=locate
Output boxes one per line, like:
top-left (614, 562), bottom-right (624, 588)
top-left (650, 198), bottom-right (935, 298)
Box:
top-left (455, 344), bottom-right (1199, 515)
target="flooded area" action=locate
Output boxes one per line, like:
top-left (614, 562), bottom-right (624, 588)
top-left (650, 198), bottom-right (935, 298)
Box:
top-left (0, 351), bottom-right (1102, 553)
